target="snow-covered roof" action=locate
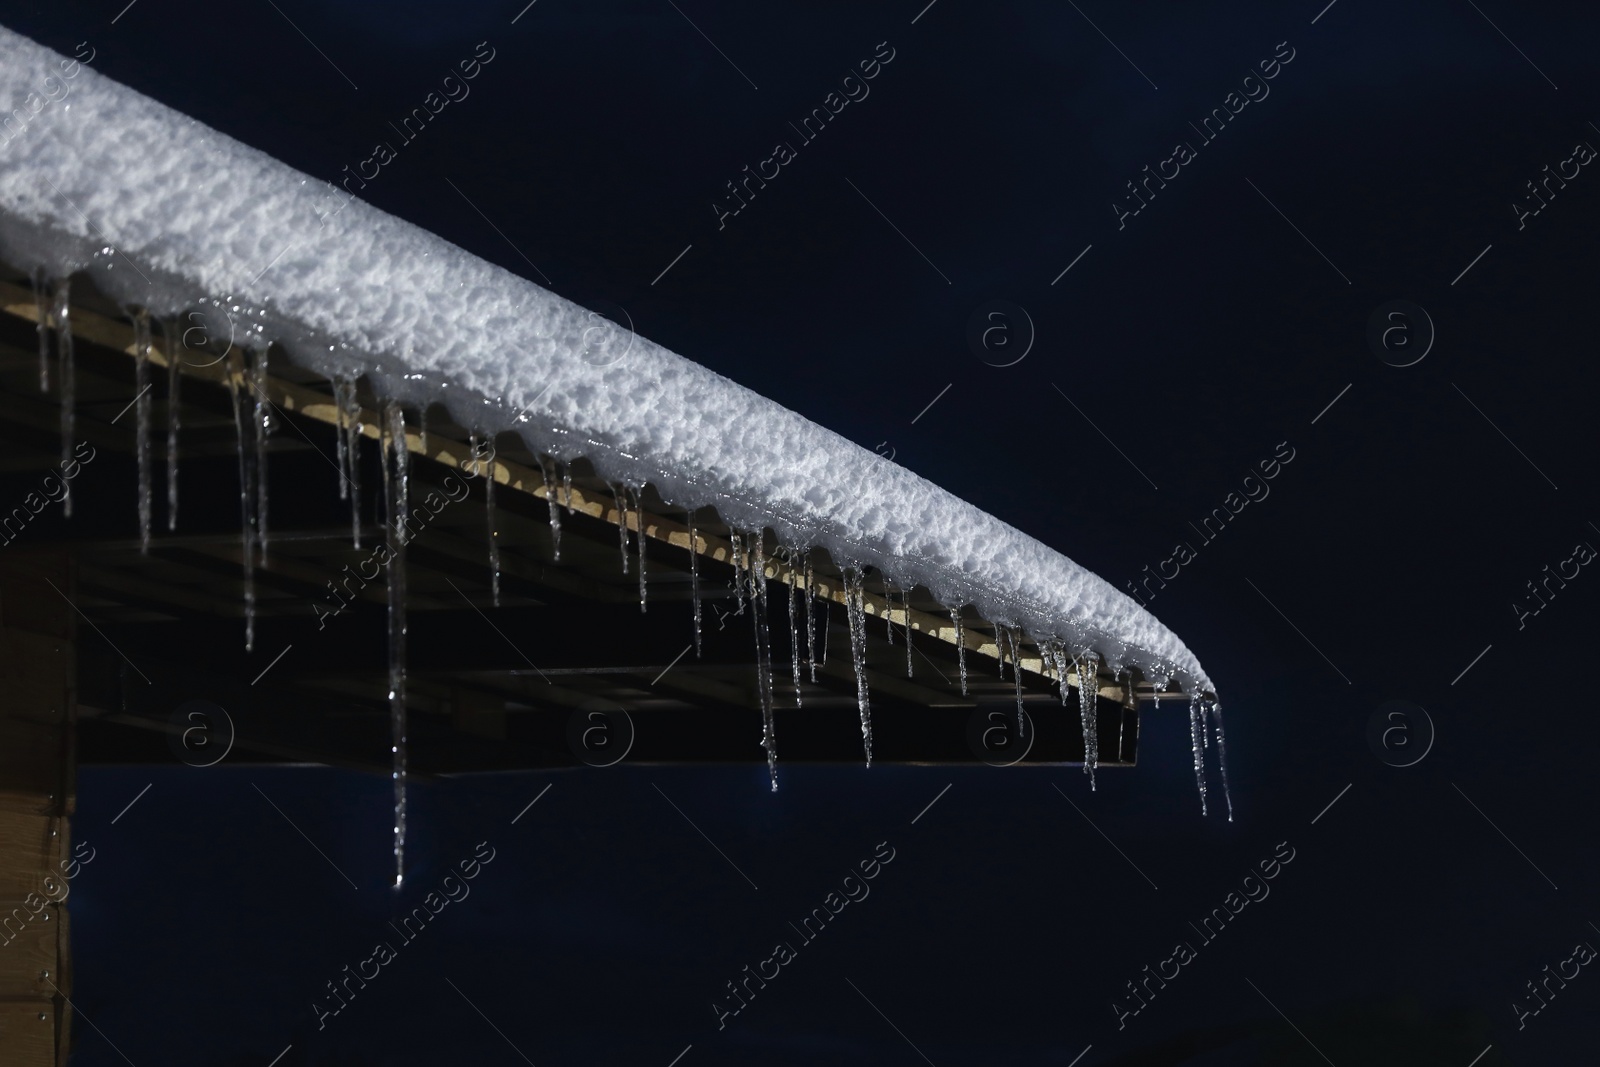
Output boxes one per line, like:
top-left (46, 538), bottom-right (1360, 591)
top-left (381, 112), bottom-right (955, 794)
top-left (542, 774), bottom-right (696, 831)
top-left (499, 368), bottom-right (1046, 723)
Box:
top-left (0, 25), bottom-right (1213, 698)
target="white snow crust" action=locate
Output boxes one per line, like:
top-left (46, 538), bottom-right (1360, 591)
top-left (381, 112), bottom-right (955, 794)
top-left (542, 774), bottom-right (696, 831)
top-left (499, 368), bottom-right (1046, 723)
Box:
top-left (0, 25), bottom-right (1213, 696)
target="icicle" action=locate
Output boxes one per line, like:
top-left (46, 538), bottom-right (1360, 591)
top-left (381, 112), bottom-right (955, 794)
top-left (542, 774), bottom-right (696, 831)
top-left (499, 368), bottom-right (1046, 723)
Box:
top-left (1050, 642), bottom-right (1071, 705)
top-left (333, 377), bottom-right (350, 501)
top-left (225, 352), bottom-right (256, 652)
top-left (786, 552), bottom-right (803, 706)
top-left (132, 311), bottom-right (153, 553)
top-left (749, 534), bottom-right (778, 790)
top-left (249, 347), bottom-right (272, 559)
top-left (417, 406), bottom-right (428, 458)
top-left (562, 465), bottom-right (574, 512)
top-left (997, 626), bottom-right (1008, 679)
top-left (750, 536), bottom-right (767, 610)
top-left (1208, 699), bottom-right (1234, 821)
top-left (844, 568), bottom-right (873, 765)
top-left (634, 488), bottom-right (647, 613)
top-left (52, 279), bottom-right (75, 518)
top-left (1078, 651), bottom-right (1101, 791)
top-left (610, 485), bottom-right (629, 574)
top-left (533, 452), bottom-right (560, 564)
top-left (687, 511), bottom-right (702, 656)
top-left (31, 268), bottom-right (49, 392)
top-left (803, 556), bottom-right (817, 682)
top-left (335, 377), bottom-right (362, 548)
top-left (903, 586), bottom-right (913, 678)
top-left (951, 608), bottom-right (968, 696)
top-left (381, 402), bottom-right (410, 887)
top-left (163, 318), bottom-right (180, 531)
top-left (1188, 694), bottom-right (1208, 816)
top-left (479, 436), bottom-right (501, 602)
top-left (884, 581), bottom-right (894, 645)
top-left (745, 532), bottom-right (762, 603)
top-left (729, 529), bottom-right (746, 615)
top-left (821, 588), bottom-right (831, 667)
top-left (1010, 629), bottom-right (1025, 733)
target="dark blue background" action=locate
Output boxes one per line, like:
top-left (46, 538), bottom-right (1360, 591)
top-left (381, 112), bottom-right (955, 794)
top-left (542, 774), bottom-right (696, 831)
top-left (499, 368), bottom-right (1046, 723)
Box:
top-left (5, 0), bottom-right (1598, 1062)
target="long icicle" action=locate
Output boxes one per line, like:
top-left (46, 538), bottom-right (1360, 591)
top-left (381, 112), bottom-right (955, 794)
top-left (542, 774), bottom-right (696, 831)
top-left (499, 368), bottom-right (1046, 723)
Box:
top-left (1188, 693), bottom-right (1209, 816)
top-left (53, 279), bottom-right (75, 518)
top-left (1209, 699), bottom-right (1234, 821)
top-left (730, 528), bottom-right (746, 615)
top-left (845, 568), bottom-right (872, 766)
top-left (750, 533), bottom-right (777, 790)
top-left (821, 587), bottom-right (830, 667)
top-left (803, 556), bottom-right (817, 682)
top-left (745, 532), bottom-right (761, 604)
top-left (163, 318), bottom-right (180, 531)
top-left (535, 453), bottom-right (560, 563)
top-left (225, 351), bottom-right (256, 652)
top-left (951, 607), bottom-right (967, 696)
top-left (1049, 641), bottom-right (1071, 706)
top-left (481, 436), bottom-right (501, 603)
top-left (610, 484), bottom-right (629, 574)
top-left (250, 347), bottom-right (272, 560)
top-left (333, 377), bottom-right (350, 501)
top-left (132, 311), bottom-right (153, 553)
top-left (1078, 651), bottom-right (1101, 791)
top-left (337, 377), bottom-right (362, 548)
top-left (484, 441), bottom-right (502, 603)
top-left (634, 487), bottom-right (647, 613)
top-left (786, 550), bottom-right (803, 707)
top-left (903, 586), bottom-right (913, 678)
top-left (381, 402), bottom-right (410, 887)
top-left (1010, 628), bottom-right (1025, 733)
top-left (32, 268), bottom-right (49, 392)
top-left (687, 511), bottom-right (702, 656)
top-left (884, 581), bottom-right (894, 645)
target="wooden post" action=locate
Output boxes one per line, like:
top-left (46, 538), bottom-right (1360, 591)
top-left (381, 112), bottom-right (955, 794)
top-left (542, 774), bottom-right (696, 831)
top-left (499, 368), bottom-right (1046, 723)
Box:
top-left (0, 546), bottom-right (75, 1066)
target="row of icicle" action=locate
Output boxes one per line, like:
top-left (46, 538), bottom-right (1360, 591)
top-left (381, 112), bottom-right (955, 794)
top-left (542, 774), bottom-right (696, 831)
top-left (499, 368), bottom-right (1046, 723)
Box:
top-left (30, 277), bottom-right (1232, 892)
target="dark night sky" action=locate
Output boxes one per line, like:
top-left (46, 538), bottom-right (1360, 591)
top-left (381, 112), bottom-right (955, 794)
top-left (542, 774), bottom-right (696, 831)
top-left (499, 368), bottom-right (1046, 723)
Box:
top-left (5, 0), bottom-right (1600, 1063)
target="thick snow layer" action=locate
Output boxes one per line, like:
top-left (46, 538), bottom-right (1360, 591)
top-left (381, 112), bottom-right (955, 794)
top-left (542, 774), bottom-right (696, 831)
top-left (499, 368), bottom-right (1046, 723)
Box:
top-left (0, 26), bottom-right (1213, 696)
